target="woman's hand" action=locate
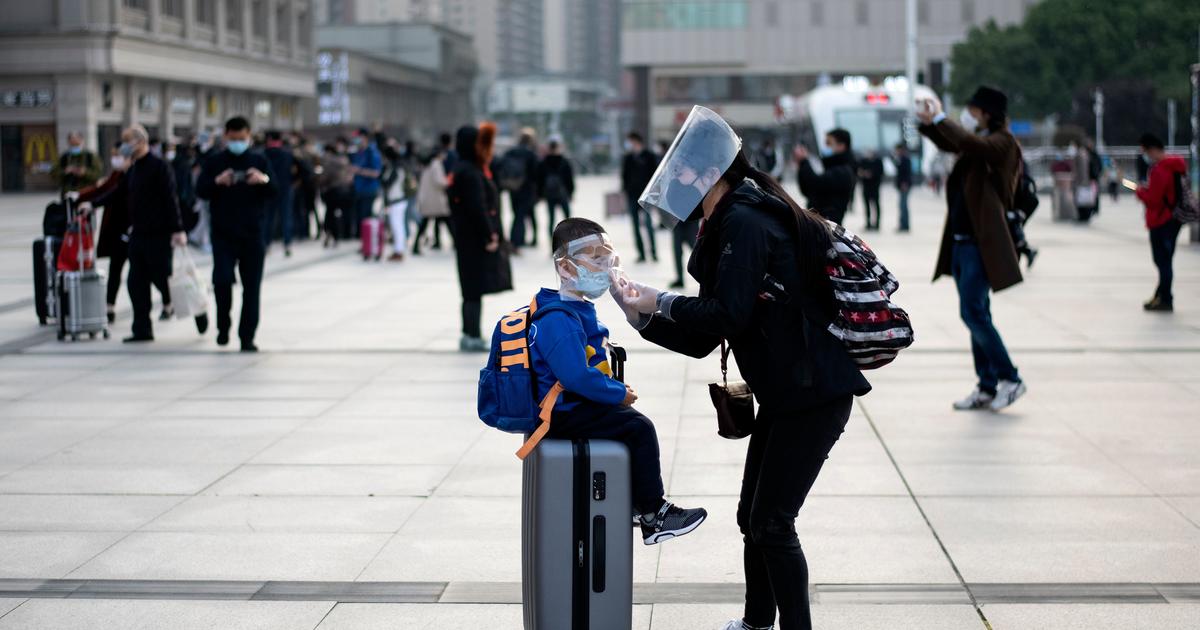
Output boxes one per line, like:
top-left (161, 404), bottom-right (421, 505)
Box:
top-left (618, 277), bottom-right (662, 314)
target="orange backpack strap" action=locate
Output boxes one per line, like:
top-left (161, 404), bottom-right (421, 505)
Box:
top-left (515, 381), bottom-right (564, 460)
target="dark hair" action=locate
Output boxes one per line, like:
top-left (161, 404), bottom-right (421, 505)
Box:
top-left (720, 150), bottom-right (832, 275)
top-left (627, 131), bottom-right (644, 143)
top-left (265, 130), bottom-right (283, 142)
top-left (1139, 133), bottom-right (1165, 150)
top-left (439, 132), bottom-right (452, 147)
top-left (826, 128), bottom-right (851, 151)
top-left (552, 218), bottom-right (606, 253)
top-left (225, 116), bottom-right (251, 133)
top-left (548, 140), bottom-right (560, 151)
top-left (382, 145), bottom-right (401, 162)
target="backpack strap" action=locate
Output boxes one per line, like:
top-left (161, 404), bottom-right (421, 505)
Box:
top-left (514, 298), bottom-right (578, 460)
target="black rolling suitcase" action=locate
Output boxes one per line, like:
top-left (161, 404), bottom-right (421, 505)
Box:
top-left (522, 344), bottom-right (633, 630)
top-left (33, 236), bottom-right (61, 325)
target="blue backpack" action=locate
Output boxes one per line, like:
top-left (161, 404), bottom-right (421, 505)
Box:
top-left (478, 296), bottom-right (578, 459)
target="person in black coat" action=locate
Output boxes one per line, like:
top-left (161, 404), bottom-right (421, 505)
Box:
top-left (262, 130), bottom-right (296, 255)
top-left (857, 150), bottom-right (885, 231)
top-left (621, 131), bottom-right (660, 262)
top-left (448, 123), bottom-right (503, 352)
top-left (195, 116), bottom-right (277, 352)
top-left (535, 140), bottom-right (575, 245)
top-left (615, 142), bottom-right (870, 630)
top-left (500, 129), bottom-right (541, 248)
top-left (892, 142), bottom-right (914, 231)
top-left (795, 128), bottom-right (857, 225)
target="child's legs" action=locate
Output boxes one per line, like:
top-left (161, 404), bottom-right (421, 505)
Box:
top-left (549, 401), bottom-right (665, 514)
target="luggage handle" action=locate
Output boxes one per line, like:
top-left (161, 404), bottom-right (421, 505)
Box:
top-left (592, 515), bottom-right (606, 593)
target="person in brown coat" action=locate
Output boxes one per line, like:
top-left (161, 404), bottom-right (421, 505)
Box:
top-left (917, 86), bottom-right (1026, 412)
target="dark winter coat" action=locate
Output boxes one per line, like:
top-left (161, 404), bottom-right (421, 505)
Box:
top-left (796, 151), bottom-right (857, 223)
top-left (81, 171), bottom-right (127, 259)
top-left (919, 119), bottom-right (1022, 291)
top-left (640, 179), bottom-right (871, 411)
top-left (195, 149), bottom-right (278, 241)
top-left (621, 148), bottom-right (659, 198)
top-left (536, 154), bottom-right (575, 202)
top-left (448, 125), bottom-right (502, 300)
top-left (94, 152), bottom-right (183, 239)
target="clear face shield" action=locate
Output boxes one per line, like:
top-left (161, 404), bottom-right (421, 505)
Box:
top-left (554, 234), bottom-right (620, 301)
top-left (639, 106), bottom-right (742, 226)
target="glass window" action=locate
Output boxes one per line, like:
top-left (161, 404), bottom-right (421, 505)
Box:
top-left (834, 109), bottom-right (881, 152)
top-left (251, 0), bottom-right (266, 36)
top-left (274, 1), bottom-right (289, 43)
top-left (809, 1), bottom-right (823, 26)
top-left (623, 2), bottom-right (747, 30)
top-left (961, 0), bottom-right (975, 24)
top-left (161, 0), bottom-right (183, 18)
top-left (196, 0), bottom-right (215, 25)
top-left (854, 0), bottom-right (868, 26)
top-left (226, 0), bottom-right (243, 31)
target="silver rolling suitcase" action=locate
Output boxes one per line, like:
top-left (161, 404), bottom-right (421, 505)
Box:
top-left (55, 197), bottom-right (109, 342)
top-left (522, 438), bottom-right (633, 630)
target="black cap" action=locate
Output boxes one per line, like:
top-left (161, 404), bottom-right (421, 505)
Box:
top-left (967, 86), bottom-right (1008, 119)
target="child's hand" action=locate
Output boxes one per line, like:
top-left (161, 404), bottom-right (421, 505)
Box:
top-left (622, 384), bottom-right (638, 406)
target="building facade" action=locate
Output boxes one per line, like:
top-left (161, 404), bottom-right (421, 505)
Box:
top-left (0, 0), bottom-right (316, 192)
top-left (313, 22), bottom-right (476, 141)
top-left (313, 0), bottom-right (442, 26)
top-left (545, 0), bottom-right (621, 89)
top-left (622, 0), bottom-right (1037, 140)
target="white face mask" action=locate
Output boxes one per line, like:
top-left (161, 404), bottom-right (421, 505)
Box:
top-left (165, 151), bottom-right (176, 161)
top-left (959, 110), bottom-right (980, 133)
top-left (110, 156), bottom-right (125, 169)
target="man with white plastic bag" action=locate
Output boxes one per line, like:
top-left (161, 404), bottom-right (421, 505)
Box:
top-left (168, 245), bottom-right (209, 335)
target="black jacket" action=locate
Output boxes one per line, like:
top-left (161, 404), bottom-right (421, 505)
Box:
top-left (621, 148), bottom-right (658, 198)
top-left (97, 152), bottom-right (183, 239)
top-left (640, 180), bottom-right (871, 411)
top-left (195, 149), bottom-right (278, 241)
top-left (536, 154), bottom-right (575, 202)
top-left (858, 155), bottom-right (885, 192)
top-left (503, 145), bottom-right (540, 199)
top-left (894, 153), bottom-right (913, 189)
top-left (448, 126), bottom-right (502, 299)
top-left (797, 151), bottom-right (857, 221)
top-left (263, 145), bottom-right (295, 192)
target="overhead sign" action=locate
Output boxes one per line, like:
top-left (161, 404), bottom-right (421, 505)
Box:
top-left (1, 89), bottom-right (53, 108)
top-left (317, 52), bottom-right (350, 126)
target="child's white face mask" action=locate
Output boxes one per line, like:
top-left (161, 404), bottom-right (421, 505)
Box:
top-left (554, 234), bottom-right (619, 301)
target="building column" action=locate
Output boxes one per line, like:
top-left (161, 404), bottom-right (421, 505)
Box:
top-left (183, 0), bottom-right (196, 39)
top-left (148, 0), bottom-right (161, 34)
top-left (54, 75), bottom-right (99, 152)
top-left (243, 0), bottom-right (253, 52)
top-left (110, 0), bottom-right (122, 29)
top-left (266, 0), bottom-right (277, 54)
top-left (288, 0), bottom-right (299, 60)
top-left (215, 0), bottom-right (227, 46)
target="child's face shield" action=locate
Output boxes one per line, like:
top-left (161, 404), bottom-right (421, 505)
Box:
top-left (638, 105), bottom-right (741, 225)
top-left (555, 234), bottom-right (620, 301)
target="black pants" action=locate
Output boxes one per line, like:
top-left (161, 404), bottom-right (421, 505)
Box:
top-left (548, 400), bottom-right (665, 515)
top-left (862, 187), bottom-right (881, 229)
top-left (127, 235), bottom-right (173, 338)
top-left (740, 395), bottom-right (853, 630)
top-left (416, 216), bottom-right (454, 251)
top-left (629, 194), bottom-right (658, 261)
top-left (1149, 219), bottom-right (1183, 305)
top-left (545, 198), bottom-right (571, 244)
top-left (106, 246), bottom-right (170, 309)
top-left (509, 190), bottom-right (537, 247)
top-left (212, 234), bottom-right (266, 344)
top-left (672, 218), bottom-right (700, 284)
top-left (321, 189), bottom-right (353, 240)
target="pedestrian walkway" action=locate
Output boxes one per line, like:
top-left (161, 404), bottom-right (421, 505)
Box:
top-left (0, 179), bottom-right (1197, 629)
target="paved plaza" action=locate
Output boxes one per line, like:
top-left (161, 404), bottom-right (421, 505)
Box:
top-left (0, 177), bottom-right (1198, 629)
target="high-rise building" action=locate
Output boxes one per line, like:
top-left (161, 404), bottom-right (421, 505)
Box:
top-left (622, 0), bottom-right (1037, 140)
top-left (544, 0), bottom-right (620, 87)
top-left (0, 0), bottom-right (315, 192)
top-left (444, 0), bottom-right (544, 79)
top-left (314, 0), bottom-right (442, 25)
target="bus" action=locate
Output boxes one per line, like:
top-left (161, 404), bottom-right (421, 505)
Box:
top-left (778, 76), bottom-right (939, 178)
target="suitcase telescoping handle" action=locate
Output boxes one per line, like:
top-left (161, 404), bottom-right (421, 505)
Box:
top-left (609, 342), bottom-right (626, 383)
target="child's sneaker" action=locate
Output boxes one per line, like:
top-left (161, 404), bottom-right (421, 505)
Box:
top-left (640, 502), bottom-right (707, 545)
top-left (719, 621), bottom-right (774, 630)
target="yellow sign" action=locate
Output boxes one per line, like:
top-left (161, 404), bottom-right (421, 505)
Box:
top-left (24, 133), bottom-right (56, 169)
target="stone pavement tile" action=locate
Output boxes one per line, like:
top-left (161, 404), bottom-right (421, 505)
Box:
top-left (0, 400), bottom-right (163, 419)
top-left (1066, 435), bottom-right (1200, 496)
top-left (0, 599), bottom-right (335, 630)
top-left (1166, 497), bottom-right (1200, 527)
top-left (922, 497), bottom-right (1200, 582)
top-left (0, 600), bottom-right (24, 618)
top-left (0, 532), bottom-right (125, 578)
top-left (67, 532), bottom-right (392, 581)
top-left (434, 463), bottom-right (521, 498)
top-left (0, 462), bottom-right (237, 495)
top-left (143, 496), bottom-right (422, 533)
top-left (654, 496), bottom-right (958, 584)
top-left (154, 398), bottom-right (340, 419)
top-left (315, 603), bottom-right (654, 630)
top-left (0, 495), bottom-right (182, 531)
top-left (205, 464), bottom-right (451, 497)
top-left (38, 419), bottom-right (303, 466)
top-left (251, 422), bottom-right (482, 465)
top-left (648, 603), bottom-right (985, 630)
top-left (666, 455), bottom-right (907, 498)
top-left (982, 604), bottom-right (1200, 630)
top-left (18, 380), bottom-right (201, 401)
top-left (184, 380), bottom-right (365, 400)
top-left (0, 419), bottom-right (126, 474)
top-left (901, 461), bottom-right (1151, 497)
top-left (321, 396), bottom-right (476, 419)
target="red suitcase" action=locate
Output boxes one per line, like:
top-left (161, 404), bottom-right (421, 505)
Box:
top-left (360, 217), bottom-right (386, 261)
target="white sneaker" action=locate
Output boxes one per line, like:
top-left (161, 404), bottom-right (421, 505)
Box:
top-left (952, 387), bottom-right (994, 411)
top-left (990, 380), bottom-right (1027, 411)
top-left (719, 621), bottom-right (773, 630)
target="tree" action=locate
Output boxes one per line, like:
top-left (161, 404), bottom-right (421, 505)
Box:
top-left (948, 0), bottom-right (1200, 144)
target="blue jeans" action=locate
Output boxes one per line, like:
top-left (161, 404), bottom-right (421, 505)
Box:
top-left (951, 242), bottom-right (1018, 392)
top-left (266, 187), bottom-right (294, 247)
top-left (898, 186), bottom-right (910, 231)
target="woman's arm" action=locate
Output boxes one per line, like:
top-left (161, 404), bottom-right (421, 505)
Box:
top-left (639, 317), bottom-right (720, 359)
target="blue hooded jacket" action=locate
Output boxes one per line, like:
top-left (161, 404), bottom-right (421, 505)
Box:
top-left (529, 288), bottom-right (627, 412)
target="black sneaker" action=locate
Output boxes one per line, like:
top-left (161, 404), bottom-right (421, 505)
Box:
top-left (668, 279), bottom-right (685, 289)
top-left (216, 331), bottom-right (230, 347)
top-left (1144, 297), bottom-right (1174, 312)
top-left (195, 314), bottom-right (209, 335)
top-left (158, 305), bottom-right (174, 320)
top-left (240, 341), bottom-right (258, 353)
top-left (640, 503), bottom-right (707, 546)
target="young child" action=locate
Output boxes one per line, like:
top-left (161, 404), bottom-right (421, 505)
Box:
top-left (531, 218), bottom-right (707, 545)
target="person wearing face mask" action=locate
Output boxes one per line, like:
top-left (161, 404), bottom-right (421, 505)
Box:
top-left (52, 131), bottom-right (103, 196)
top-left (916, 85), bottom-right (1026, 412)
top-left (84, 143), bottom-right (133, 323)
top-left (794, 128), bottom-right (857, 225)
top-left (527, 218), bottom-right (708, 546)
top-left (88, 124), bottom-right (188, 343)
top-left (195, 116), bottom-right (277, 352)
top-left (612, 106), bottom-right (871, 630)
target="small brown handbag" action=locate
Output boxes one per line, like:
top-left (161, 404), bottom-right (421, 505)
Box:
top-left (709, 340), bottom-right (755, 439)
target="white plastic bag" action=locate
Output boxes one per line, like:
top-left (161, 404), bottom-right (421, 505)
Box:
top-left (1075, 183), bottom-right (1097, 208)
top-left (169, 245), bottom-right (208, 318)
